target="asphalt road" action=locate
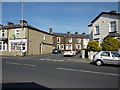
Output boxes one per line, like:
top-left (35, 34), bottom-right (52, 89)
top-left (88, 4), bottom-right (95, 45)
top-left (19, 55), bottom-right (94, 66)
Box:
top-left (2, 54), bottom-right (120, 89)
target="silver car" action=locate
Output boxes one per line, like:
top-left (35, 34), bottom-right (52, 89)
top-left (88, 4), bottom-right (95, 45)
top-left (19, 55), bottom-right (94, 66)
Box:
top-left (93, 51), bottom-right (120, 66)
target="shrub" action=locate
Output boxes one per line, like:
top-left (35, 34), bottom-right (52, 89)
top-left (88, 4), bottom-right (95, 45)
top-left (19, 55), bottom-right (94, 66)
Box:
top-left (87, 41), bottom-right (102, 51)
top-left (102, 37), bottom-right (120, 51)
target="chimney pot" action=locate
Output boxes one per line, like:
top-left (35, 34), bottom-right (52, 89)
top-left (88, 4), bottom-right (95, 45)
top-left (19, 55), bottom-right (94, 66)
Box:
top-left (75, 32), bottom-right (78, 34)
top-left (67, 31), bottom-right (70, 35)
top-left (49, 28), bottom-right (52, 34)
top-left (20, 20), bottom-right (28, 25)
top-left (7, 22), bottom-right (14, 26)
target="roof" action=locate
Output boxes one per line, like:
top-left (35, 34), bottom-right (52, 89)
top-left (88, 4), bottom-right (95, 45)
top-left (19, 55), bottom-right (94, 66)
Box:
top-left (91, 12), bottom-right (120, 24)
top-left (53, 32), bottom-right (89, 38)
top-left (1, 24), bottom-right (53, 36)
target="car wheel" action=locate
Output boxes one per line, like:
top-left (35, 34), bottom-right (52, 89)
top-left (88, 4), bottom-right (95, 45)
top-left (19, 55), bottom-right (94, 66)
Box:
top-left (95, 60), bottom-right (103, 66)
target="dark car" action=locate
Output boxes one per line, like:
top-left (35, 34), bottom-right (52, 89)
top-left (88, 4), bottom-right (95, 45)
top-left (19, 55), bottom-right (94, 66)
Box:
top-left (52, 49), bottom-right (61, 54)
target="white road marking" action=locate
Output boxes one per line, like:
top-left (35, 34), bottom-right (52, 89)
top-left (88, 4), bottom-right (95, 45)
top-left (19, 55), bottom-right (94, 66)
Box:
top-left (5, 62), bottom-right (36, 67)
top-left (57, 67), bottom-right (119, 76)
top-left (39, 58), bottom-right (64, 62)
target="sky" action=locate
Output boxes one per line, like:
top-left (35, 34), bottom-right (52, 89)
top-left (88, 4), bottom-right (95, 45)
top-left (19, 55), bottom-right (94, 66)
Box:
top-left (2, 2), bottom-right (119, 34)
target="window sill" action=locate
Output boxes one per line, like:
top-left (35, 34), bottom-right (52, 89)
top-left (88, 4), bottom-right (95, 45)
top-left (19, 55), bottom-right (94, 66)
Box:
top-left (109, 31), bottom-right (117, 33)
top-left (94, 33), bottom-right (100, 35)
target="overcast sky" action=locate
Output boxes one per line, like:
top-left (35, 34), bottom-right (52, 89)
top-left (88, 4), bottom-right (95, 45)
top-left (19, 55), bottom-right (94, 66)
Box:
top-left (2, 2), bottom-right (118, 34)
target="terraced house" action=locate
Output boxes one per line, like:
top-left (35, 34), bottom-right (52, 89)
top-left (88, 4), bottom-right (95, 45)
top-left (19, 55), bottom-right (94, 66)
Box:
top-left (49, 28), bottom-right (89, 51)
top-left (0, 20), bottom-right (53, 56)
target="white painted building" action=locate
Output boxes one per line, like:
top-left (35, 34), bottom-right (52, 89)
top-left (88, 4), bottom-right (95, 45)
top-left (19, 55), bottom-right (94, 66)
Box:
top-left (88, 11), bottom-right (120, 45)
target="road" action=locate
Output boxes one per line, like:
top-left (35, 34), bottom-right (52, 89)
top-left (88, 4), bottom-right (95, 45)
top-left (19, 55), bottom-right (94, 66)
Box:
top-left (2, 54), bottom-right (120, 89)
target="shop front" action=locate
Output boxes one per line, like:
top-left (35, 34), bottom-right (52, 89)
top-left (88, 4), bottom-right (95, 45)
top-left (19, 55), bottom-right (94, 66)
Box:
top-left (9, 39), bottom-right (27, 56)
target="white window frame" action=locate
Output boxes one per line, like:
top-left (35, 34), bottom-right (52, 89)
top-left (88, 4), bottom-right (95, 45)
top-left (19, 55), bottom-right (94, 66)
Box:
top-left (61, 44), bottom-right (64, 50)
top-left (78, 44), bottom-right (81, 49)
top-left (57, 37), bottom-right (60, 43)
top-left (77, 38), bottom-right (81, 43)
top-left (95, 26), bottom-right (100, 34)
top-left (57, 44), bottom-right (61, 50)
top-left (43, 34), bottom-right (46, 40)
top-left (0, 41), bottom-right (7, 51)
top-left (1, 30), bottom-right (5, 37)
top-left (109, 21), bottom-right (116, 32)
top-left (9, 39), bottom-right (27, 52)
top-left (69, 38), bottom-right (72, 43)
top-left (68, 44), bottom-right (72, 50)
top-left (15, 29), bottom-right (20, 36)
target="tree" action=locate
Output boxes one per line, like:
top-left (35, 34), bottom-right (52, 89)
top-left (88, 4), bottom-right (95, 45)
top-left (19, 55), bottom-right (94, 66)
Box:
top-left (102, 37), bottom-right (120, 51)
top-left (87, 41), bottom-right (102, 51)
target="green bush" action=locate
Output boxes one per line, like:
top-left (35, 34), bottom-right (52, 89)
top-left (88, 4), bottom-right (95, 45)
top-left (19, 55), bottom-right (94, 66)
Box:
top-left (87, 41), bottom-right (102, 51)
top-left (102, 37), bottom-right (120, 51)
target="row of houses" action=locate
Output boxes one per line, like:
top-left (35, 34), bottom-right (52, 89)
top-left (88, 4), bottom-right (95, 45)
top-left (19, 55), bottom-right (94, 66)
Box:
top-left (0, 10), bottom-right (120, 56)
top-left (0, 20), bottom-right (89, 56)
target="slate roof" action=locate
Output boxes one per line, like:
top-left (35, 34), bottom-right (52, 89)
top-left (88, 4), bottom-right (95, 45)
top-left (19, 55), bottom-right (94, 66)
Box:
top-left (91, 12), bottom-right (120, 24)
top-left (0, 24), bottom-right (53, 36)
top-left (53, 32), bottom-right (89, 38)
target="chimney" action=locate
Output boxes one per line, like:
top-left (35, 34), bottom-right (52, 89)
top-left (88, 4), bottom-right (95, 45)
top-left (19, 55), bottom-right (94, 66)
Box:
top-left (7, 22), bottom-right (14, 26)
top-left (67, 31), bottom-right (70, 35)
top-left (20, 20), bottom-right (28, 25)
top-left (109, 10), bottom-right (117, 14)
top-left (49, 28), bottom-right (52, 34)
top-left (75, 32), bottom-right (78, 35)
top-left (82, 33), bottom-right (86, 36)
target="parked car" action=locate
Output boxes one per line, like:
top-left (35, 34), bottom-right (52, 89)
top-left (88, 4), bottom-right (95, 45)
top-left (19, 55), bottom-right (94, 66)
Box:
top-left (63, 50), bottom-right (76, 56)
top-left (73, 49), bottom-right (80, 54)
top-left (52, 49), bottom-right (61, 54)
top-left (93, 51), bottom-right (120, 66)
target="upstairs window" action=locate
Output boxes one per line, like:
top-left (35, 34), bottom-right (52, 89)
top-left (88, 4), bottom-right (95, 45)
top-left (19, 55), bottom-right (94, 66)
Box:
top-left (57, 37), bottom-right (60, 43)
top-left (95, 26), bottom-right (100, 35)
top-left (69, 38), bottom-right (72, 43)
top-left (15, 30), bottom-right (20, 37)
top-left (1, 30), bottom-right (5, 37)
top-left (110, 21), bottom-right (116, 32)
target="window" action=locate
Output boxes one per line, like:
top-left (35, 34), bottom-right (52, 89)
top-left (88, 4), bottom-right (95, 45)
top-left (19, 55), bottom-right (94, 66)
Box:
top-left (57, 44), bottom-right (61, 49)
top-left (1, 30), bottom-right (5, 37)
top-left (110, 21), bottom-right (116, 32)
top-left (111, 52), bottom-right (120, 57)
top-left (77, 38), bottom-right (81, 43)
top-left (15, 30), bottom-right (20, 37)
top-left (9, 39), bottom-right (27, 51)
top-left (0, 41), bottom-right (7, 51)
top-left (57, 37), bottom-right (60, 43)
top-left (61, 44), bottom-right (64, 50)
top-left (95, 26), bottom-right (100, 35)
top-left (69, 38), bottom-right (72, 43)
top-left (78, 44), bottom-right (81, 49)
top-left (43, 34), bottom-right (46, 40)
top-left (101, 52), bottom-right (110, 57)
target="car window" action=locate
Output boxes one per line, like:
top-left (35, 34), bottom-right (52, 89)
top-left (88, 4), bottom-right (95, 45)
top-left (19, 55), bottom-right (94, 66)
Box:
top-left (111, 52), bottom-right (120, 57)
top-left (101, 52), bottom-right (110, 57)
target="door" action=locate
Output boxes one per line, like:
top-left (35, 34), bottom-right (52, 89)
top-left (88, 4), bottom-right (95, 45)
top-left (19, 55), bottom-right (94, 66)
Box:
top-left (101, 52), bottom-right (113, 64)
top-left (111, 52), bottom-right (120, 65)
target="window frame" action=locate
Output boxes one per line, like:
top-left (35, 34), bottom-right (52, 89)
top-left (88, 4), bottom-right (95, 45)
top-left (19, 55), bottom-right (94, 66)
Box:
top-left (109, 21), bottom-right (116, 32)
top-left (95, 26), bottom-right (100, 35)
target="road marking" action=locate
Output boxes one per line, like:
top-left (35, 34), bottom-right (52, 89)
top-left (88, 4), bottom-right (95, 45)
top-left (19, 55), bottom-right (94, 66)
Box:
top-left (40, 58), bottom-right (64, 62)
top-left (5, 62), bottom-right (36, 67)
top-left (57, 67), bottom-right (119, 76)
